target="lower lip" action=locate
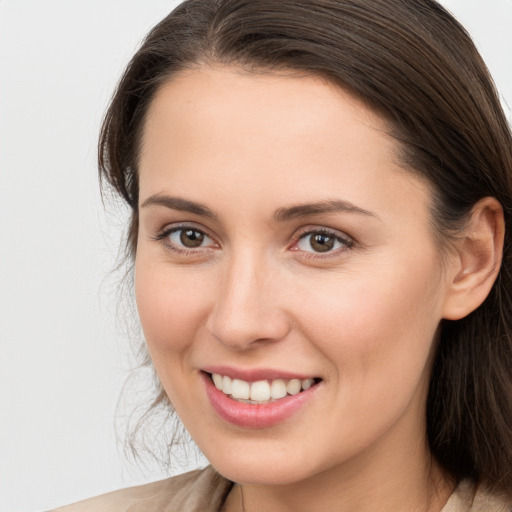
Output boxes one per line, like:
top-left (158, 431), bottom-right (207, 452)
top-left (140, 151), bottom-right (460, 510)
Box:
top-left (202, 373), bottom-right (320, 428)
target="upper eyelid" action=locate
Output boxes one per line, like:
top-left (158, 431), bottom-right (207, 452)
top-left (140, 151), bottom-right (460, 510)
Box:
top-left (158, 222), bottom-right (214, 238)
top-left (293, 225), bottom-right (354, 242)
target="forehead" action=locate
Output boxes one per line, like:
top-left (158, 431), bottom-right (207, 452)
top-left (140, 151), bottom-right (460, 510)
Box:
top-left (141, 65), bottom-right (386, 160)
top-left (138, 65), bottom-right (431, 225)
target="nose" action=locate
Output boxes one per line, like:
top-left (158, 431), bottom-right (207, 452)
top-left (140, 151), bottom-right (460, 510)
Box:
top-left (206, 251), bottom-right (291, 350)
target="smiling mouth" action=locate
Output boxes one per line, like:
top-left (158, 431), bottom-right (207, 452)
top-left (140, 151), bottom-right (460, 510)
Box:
top-left (207, 372), bottom-right (322, 405)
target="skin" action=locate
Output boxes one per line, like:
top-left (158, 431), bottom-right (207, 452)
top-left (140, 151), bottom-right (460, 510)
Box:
top-left (135, 65), bottom-right (503, 512)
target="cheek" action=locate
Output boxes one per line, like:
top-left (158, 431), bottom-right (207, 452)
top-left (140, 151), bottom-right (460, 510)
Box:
top-left (290, 257), bottom-right (442, 389)
top-left (134, 257), bottom-right (212, 356)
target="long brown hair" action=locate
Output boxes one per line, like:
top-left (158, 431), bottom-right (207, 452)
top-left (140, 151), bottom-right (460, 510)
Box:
top-left (100, 0), bottom-right (512, 491)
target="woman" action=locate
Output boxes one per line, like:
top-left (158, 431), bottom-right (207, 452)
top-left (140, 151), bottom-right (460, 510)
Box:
top-left (53, 0), bottom-right (512, 510)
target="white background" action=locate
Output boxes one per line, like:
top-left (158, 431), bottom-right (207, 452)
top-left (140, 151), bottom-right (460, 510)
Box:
top-left (0, 1), bottom-right (510, 511)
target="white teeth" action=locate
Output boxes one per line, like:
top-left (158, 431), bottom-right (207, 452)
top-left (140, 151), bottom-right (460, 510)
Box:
top-left (211, 373), bottom-right (317, 402)
top-left (301, 378), bottom-right (314, 390)
top-left (231, 379), bottom-right (250, 400)
top-left (212, 373), bottom-right (223, 390)
top-left (286, 379), bottom-right (302, 395)
top-left (270, 379), bottom-right (287, 399)
top-left (250, 380), bottom-right (271, 401)
top-left (222, 375), bottom-right (233, 395)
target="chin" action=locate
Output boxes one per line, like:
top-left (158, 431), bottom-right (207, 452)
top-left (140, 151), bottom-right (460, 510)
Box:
top-left (213, 458), bottom-right (316, 486)
top-left (197, 436), bottom-right (329, 486)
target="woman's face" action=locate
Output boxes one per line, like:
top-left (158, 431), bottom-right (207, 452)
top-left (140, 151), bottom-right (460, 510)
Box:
top-left (135, 66), bottom-right (452, 485)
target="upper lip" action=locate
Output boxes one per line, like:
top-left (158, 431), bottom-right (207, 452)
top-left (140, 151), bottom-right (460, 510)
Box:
top-left (201, 365), bottom-right (318, 382)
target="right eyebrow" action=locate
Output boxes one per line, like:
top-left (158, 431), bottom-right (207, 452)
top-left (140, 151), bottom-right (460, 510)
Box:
top-left (140, 194), bottom-right (217, 218)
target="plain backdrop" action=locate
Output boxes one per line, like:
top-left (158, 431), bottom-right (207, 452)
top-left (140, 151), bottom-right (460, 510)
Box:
top-left (0, 1), bottom-right (510, 511)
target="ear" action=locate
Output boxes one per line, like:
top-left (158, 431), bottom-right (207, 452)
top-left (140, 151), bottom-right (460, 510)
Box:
top-left (442, 197), bottom-right (505, 321)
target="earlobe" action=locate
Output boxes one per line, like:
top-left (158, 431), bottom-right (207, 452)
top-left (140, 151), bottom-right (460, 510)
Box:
top-left (442, 197), bottom-right (505, 321)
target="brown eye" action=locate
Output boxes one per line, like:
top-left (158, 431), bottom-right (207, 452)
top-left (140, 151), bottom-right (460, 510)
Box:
top-left (296, 230), bottom-right (352, 254)
top-left (309, 233), bottom-right (335, 252)
top-left (164, 227), bottom-right (215, 251)
top-left (180, 229), bottom-right (205, 248)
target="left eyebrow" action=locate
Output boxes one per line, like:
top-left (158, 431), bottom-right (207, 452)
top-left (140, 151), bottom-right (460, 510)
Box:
top-left (273, 200), bottom-right (379, 222)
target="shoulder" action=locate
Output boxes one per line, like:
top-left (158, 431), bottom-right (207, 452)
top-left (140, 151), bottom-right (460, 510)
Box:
top-left (442, 479), bottom-right (512, 512)
top-left (50, 466), bottom-right (233, 512)
top-left (472, 484), bottom-right (512, 512)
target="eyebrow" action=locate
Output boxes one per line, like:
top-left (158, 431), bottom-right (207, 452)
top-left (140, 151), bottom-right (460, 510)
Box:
top-left (273, 200), bottom-right (378, 222)
top-left (140, 194), bottom-right (217, 218)
top-left (140, 194), bottom-right (378, 221)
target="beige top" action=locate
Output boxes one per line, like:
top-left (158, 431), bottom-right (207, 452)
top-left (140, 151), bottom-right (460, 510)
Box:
top-left (50, 465), bottom-right (512, 512)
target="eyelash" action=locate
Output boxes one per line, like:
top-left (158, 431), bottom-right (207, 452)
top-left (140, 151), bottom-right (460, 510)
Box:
top-left (154, 224), bottom-right (218, 256)
top-left (291, 228), bottom-right (354, 259)
top-left (154, 224), bottom-right (354, 258)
